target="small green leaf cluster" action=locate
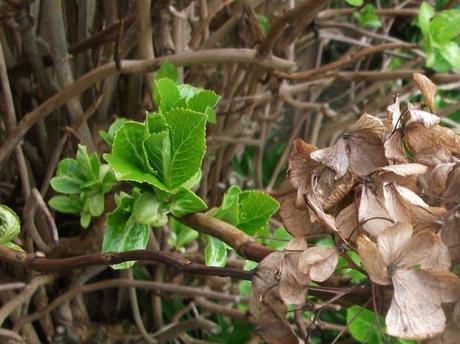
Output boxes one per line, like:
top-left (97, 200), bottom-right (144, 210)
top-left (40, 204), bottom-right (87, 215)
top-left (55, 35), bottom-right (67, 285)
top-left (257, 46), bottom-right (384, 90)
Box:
top-left (0, 205), bottom-right (23, 251)
top-left (205, 185), bottom-right (279, 267)
top-left (49, 145), bottom-right (116, 228)
top-left (354, 4), bottom-right (381, 29)
top-left (418, 2), bottom-right (460, 72)
top-left (101, 75), bottom-right (219, 268)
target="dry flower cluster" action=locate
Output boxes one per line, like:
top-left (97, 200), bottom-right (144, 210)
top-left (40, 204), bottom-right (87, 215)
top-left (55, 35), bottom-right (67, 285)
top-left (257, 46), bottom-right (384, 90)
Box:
top-left (250, 74), bottom-right (460, 343)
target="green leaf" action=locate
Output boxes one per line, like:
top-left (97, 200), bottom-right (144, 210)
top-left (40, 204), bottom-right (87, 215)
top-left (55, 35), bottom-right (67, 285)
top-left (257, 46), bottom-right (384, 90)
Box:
top-left (155, 61), bottom-right (178, 82)
top-left (346, 0), bottom-right (363, 7)
top-left (238, 261), bottom-right (258, 297)
top-left (146, 113), bottom-right (169, 134)
top-left (237, 191), bottom-right (279, 235)
top-left (102, 194), bottom-right (150, 269)
top-left (80, 211), bottom-right (92, 228)
top-left (354, 4), bottom-right (381, 28)
top-left (56, 158), bottom-right (84, 180)
top-left (132, 192), bottom-right (168, 227)
top-left (50, 176), bottom-right (82, 194)
top-left (0, 205), bottom-right (21, 244)
top-left (169, 218), bottom-right (198, 250)
top-left (267, 226), bottom-right (292, 250)
top-left (153, 78), bottom-right (181, 112)
top-left (213, 185), bottom-right (241, 226)
top-left (169, 188), bottom-right (207, 217)
top-left (187, 90), bottom-right (220, 123)
top-left (258, 15), bottom-right (270, 35)
top-left (164, 108), bottom-right (207, 189)
top-left (88, 193), bottom-right (104, 217)
top-left (143, 130), bottom-right (172, 185)
top-left (48, 195), bottom-right (82, 214)
top-left (99, 118), bottom-right (127, 146)
top-left (418, 2), bottom-right (435, 36)
top-left (204, 235), bottom-right (228, 267)
top-left (2, 241), bottom-right (24, 252)
top-left (437, 41), bottom-right (460, 70)
top-left (180, 169), bottom-right (202, 190)
top-left (426, 47), bottom-right (454, 72)
top-left (347, 305), bottom-right (385, 344)
top-left (76, 145), bottom-right (99, 182)
top-left (100, 165), bottom-right (117, 193)
top-left (178, 84), bottom-right (202, 101)
top-left (104, 121), bottom-right (167, 191)
top-left (430, 9), bottom-right (460, 43)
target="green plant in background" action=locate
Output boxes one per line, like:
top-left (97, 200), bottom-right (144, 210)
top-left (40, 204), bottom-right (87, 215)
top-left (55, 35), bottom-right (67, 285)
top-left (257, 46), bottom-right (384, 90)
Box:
top-left (347, 306), bottom-right (415, 344)
top-left (49, 145), bottom-right (116, 228)
top-left (346, 0), bottom-right (363, 7)
top-left (418, 2), bottom-right (460, 72)
top-left (354, 4), bottom-right (382, 28)
top-left (0, 205), bottom-right (22, 251)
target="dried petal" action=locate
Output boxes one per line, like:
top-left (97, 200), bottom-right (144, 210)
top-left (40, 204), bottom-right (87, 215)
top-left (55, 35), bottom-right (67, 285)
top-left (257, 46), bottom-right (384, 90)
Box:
top-left (356, 235), bottom-right (391, 285)
top-left (443, 164), bottom-right (460, 204)
top-left (336, 203), bottom-right (358, 241)
top-left (250, 252), bottom-right (300, 344)
top-left (384, 131), bottom-right (408, 163)
top-left (298, 246), bottom-right (339, 282)
top-left (407, 109), bottom-right (440, 128)
top-left (288, 139), bottom-right (317, 189)
top-left (279, 239), bottom-right (310, 304)
top-left (413, 73), bottom-right (436, 112)
top-left (310, 139), bottom-right (349, 179)
top-left (440, 206), bottom-right (460, 264)
top-left (346, 114), bottom-right (387, 176)
top-left (279, 194), bottom-right (313, 237)
top-left (386, 96), bottom-right (401, 130)
top-left (387, 269), bottom-right (447, 339)
top-left (305, 193), bottom-right (337, 233)
top-left (376, 163), bottom-right (428, 177)
top-left (433, 126), bottom-right (460, 156)
top-left (396, 231), bottom-right (449, 270)
top-left (376, 223), bottom-right (413, 267)
top-left (359, 184), bottom-right (393, 236)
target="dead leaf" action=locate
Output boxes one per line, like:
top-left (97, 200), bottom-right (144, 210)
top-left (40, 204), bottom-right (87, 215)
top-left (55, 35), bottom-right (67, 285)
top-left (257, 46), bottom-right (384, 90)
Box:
top-left (250, 252), bottom-right (300, 344)
top-left (386, 95), bottom-right (401, 130)
top-left (440, 206), bottom-right (460, 265)
top-left (280, 193), bottom-right (314, 237)
top-left (413, 73), bottom-right (436, 112)
top-left (345, 113), bottom-right (388, 176)
top-left (310, 139), bottom-right (349, 179)
top-left (442, 163), bottom-right (460, 204)
top-left (279, 239), bottom-right (310, 305)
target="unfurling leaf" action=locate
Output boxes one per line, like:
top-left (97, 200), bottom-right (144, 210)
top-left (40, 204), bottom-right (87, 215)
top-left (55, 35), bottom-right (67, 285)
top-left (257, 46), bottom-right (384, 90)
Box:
top-left (0, 205), bottom-right (21, 250)
top-left (132, 192), bottom-right (168, 227)
top-left (102, 193), bottom-right (150, 270)
top-left (204, 235), bottom-right (228, 267)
